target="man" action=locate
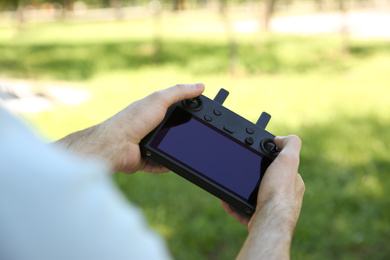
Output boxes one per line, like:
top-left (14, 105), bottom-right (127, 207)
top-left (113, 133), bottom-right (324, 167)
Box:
top-left (0, 83), bottom-right (304, 260)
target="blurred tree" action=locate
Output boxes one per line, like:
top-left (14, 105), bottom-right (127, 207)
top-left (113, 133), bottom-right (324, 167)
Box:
top-left (149, 0), bottom-right (163, 62)
top-left (172, 0), bottom-right (185, 11)
top-left (338, 0), bottom-right (350, 53)
top-left (219, 0), bottom-right (238, 75)
top-left (101, 0), bottom-right (110, 7)
top-left (14, 0), bottom-right (26, 29)
top-left (59, 0), bottom-right (73, 19)
top-left (62, 0), bottom-right (74, 11)
top-left (315, 0), bottom-right (325, 11)
top-left (0, 0), bottom-right (19, 10)
top-left (110, 0), bottom-right (123, 20)
top-left (262, 0), bottom-right (277, 32)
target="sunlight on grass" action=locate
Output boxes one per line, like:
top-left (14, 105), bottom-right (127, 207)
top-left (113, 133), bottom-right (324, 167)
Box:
top-left (349, 174), bottom-right (384, 198)
top-left (0, 27), bottom-right (14, 41)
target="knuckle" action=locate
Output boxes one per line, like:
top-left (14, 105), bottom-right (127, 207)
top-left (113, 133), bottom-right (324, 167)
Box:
top-left (173, 84), bottom-right (186, 93)
top-left (174, 83), bottom-right (185, 88)
top-left (288, 134), bottom-right (302, 147)
top-left (149, 90), bottom-right (162, 101)
top-left (150, 89), bottom-right (170, 105)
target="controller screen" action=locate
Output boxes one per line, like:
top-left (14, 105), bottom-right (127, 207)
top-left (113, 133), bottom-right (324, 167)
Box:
top-left (151, 107), bottom-right (269, 203)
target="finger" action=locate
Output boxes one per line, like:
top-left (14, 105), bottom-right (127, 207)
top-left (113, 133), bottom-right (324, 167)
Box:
top-left (220, 201), bottom-right (250, 227)
top-left (122, 83), bottom-right (205, 144)
top-left (273, 135), bottom-right (302, 169)
top-left (151, 83), bottom-right (205, 109)
top-left (142, 163), bottom-right (170, 174)
top-left (274, 135), bottom-right (302, 153)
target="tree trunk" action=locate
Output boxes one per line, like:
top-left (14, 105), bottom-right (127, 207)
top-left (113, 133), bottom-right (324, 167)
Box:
top-left (339, 0), bottom-right (350, 54)
top-left (149, 0), bottom-right (163, 63)
top-left (62, 0), bottom-right (73, 19)
top-left (15, 0), bottom-right (25, 32)
top-left (219, 0), bottom-right (238, 76)
top-left (262, 0), bottom-right (277, 32)
top-left (316, 0), bottom-right (325, 11)
top-left (172, 0), bottom-right (185, 11)
top-left (111, 0), bottom-right (123, 20)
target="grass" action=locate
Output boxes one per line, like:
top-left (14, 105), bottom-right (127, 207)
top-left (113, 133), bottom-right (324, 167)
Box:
top-left (1, 12), bottom-right (390, 259)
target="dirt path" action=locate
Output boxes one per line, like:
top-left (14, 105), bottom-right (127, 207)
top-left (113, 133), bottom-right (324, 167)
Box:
top-left (270, 11), bottom-right (390, 39)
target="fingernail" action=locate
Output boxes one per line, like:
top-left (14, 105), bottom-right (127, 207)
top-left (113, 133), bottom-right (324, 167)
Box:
top-left (193, 83), bottom-right (204, 90)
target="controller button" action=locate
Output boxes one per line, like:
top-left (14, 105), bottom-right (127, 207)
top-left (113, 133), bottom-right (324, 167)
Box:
top-left (245, 137), bottom-right (254, 145)
top-left (223, 126), bottom-right (235, 134)
top-left (246, 127), bottom-right (254, 134)
top-left (204, 115), bottom-right (213, 122)
top-left (213, 109), bottom-right (222, 116)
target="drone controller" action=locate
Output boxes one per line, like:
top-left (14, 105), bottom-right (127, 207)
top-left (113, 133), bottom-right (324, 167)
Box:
top-left (140, 88), bottom-right (279, 217)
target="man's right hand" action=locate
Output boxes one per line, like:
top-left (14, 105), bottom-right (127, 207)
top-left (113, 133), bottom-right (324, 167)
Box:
top-left (249, 135), bottom-right (305, 232)
top-left (222, 135), bottom-right (305, 260)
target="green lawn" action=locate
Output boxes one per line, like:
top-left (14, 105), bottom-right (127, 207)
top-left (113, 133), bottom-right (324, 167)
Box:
top-left (1, 12), bottom-right (390, 259)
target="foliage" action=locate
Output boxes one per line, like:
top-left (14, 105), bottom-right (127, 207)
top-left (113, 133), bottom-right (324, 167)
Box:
top-left (2, 21), bottom-right (390, 81)
top-left (1, 16), bottom-right (390, 260)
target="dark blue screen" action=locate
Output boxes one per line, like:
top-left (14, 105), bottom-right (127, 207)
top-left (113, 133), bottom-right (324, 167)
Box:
top-left (151, 108), bottom-right (265, 201)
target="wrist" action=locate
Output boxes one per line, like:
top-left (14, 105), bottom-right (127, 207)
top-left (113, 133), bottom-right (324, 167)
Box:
top-left (237, 201), bottom-right (294, 260)
top-left (248, 198), bottom-right (297, 238)
top-left (54, 123), bottom-right (120, 172)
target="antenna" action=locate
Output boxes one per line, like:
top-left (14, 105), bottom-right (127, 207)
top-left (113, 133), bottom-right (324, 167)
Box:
top-left (213, 88), bottom-right (229, 105)
top-left (256, 112), bottom-right (271, 129)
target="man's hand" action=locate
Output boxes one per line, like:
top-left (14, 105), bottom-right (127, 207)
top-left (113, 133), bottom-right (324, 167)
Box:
top-left (222, 135), bottom-right (305, 260)
top-left (55, 83), bottom-right (205, 174)
top-left (250, 135), bottom-right (304, 231)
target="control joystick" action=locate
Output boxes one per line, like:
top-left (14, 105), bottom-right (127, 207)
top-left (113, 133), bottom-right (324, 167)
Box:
top-left (183, 97), bottom-right (203, 110)
top-left (261, 139), bottom-right (279, 155)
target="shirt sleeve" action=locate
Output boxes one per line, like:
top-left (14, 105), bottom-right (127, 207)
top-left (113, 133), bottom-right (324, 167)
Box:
top-left (0, 106), bottom-right (173, 260)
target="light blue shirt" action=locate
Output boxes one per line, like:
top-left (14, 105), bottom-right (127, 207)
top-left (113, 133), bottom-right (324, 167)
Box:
top-left (0, 105), bottom-right (172, 260)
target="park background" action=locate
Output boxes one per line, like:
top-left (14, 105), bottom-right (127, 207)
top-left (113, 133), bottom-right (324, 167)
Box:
top-left (1, 0), bottom-right (389, 259)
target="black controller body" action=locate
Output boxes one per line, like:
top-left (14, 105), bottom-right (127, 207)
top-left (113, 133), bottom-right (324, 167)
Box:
top-left (140, 89), bottom-right (279, 217)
